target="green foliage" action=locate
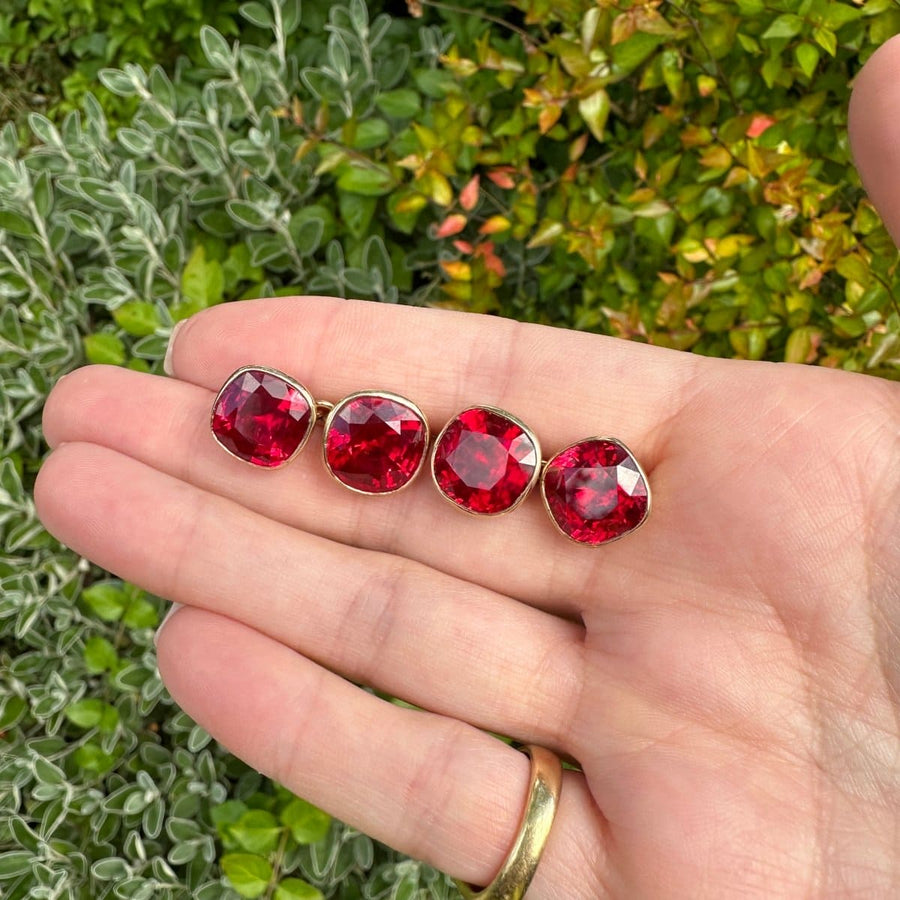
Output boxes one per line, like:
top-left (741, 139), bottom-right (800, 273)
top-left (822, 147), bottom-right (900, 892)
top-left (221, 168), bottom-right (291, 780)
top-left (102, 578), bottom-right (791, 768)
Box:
top-left (0, 0), bottom-right (241, 125)
top-left (2, 0), bottom-right (900, 898)
top-left (421, 0), bottom-right (900, 370)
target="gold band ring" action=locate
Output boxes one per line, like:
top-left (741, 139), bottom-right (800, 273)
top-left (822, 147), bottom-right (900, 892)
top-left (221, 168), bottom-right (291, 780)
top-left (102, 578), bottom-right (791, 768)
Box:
top-left (454, 745), bottom-right (563, 900)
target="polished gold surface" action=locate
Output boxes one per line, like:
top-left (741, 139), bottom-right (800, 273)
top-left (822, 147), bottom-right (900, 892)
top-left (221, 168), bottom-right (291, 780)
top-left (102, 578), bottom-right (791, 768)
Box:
top-left (454, 745), bottom-right (562, 900)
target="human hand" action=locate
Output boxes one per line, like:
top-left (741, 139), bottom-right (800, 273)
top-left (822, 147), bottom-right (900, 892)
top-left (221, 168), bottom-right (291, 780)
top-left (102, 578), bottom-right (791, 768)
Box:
top-left (35, 38), bottom-right (900, 900)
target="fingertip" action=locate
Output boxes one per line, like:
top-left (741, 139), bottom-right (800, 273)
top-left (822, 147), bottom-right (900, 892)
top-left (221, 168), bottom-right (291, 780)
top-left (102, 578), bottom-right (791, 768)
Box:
top-left (164, 319), bottom-right (188, 377)
top-left (34, 441), bottom-right (87, 542)
top-left (42, 366), bottom-right (124, 449)
top-left (849, 33), bottom-right (900, 243)
top-left (154, 601), bottom-right (184, 649)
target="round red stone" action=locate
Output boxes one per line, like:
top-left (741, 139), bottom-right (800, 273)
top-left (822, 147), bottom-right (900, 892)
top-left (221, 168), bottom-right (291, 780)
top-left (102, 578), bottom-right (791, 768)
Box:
top-left (211, 368), bottom-right (313, 467)
top-left (542, 439), bottom-right (649, 545)
top-left (432, 407), bottom-right (539, 515)
top-left (324, 394), bottom-right (428, 494)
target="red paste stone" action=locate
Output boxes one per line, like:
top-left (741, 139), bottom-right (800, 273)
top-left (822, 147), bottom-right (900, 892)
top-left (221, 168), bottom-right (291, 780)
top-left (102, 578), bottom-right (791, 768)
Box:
top-left (211, 368), bottom-right (313, 467)
top-left (325, 394), bottom-right (428, 494)
top-left (542, 438), bottom-right (649, 545)
top-left (432, 407), bottom-right (539, 514)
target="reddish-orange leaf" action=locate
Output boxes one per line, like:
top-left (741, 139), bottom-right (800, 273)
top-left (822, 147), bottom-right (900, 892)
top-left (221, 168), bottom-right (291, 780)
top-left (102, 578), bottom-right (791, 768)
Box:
top-left (483, 253), bottom-right (507, 278)
top-left (746, 114), bottom-right (776, 139)
top-left (487, 167), bottom-right (516, 189)
top-left (798, 267), bottom-right (823, 290)
top-left (435, 214), bottom-right (467, 238)
top-left (453, 240), bottom-right (474, 253)
top-left (460, 175), bottom-right (480, 211)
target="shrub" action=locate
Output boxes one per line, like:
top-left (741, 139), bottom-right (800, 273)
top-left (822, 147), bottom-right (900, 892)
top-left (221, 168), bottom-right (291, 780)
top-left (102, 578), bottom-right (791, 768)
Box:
top-left (0, 0), bottom-right (241, 127)
top-left (2, 0), bottom-right (899, 898)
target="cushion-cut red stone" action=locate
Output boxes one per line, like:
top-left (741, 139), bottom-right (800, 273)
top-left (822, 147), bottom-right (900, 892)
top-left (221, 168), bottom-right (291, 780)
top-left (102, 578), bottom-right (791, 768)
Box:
top-left (324, 393), bottom-right (428, 494)
top-left (542, 438), bottom-right (649, 545)
top-left (211, 368), bottom-right (313, 467)
top-left (432, 407), bottom-right (540, 515)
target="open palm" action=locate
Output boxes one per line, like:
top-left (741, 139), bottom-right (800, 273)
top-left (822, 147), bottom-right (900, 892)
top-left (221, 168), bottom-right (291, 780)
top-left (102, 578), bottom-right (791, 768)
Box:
top-left (35, 38), bottom-right (900, 900)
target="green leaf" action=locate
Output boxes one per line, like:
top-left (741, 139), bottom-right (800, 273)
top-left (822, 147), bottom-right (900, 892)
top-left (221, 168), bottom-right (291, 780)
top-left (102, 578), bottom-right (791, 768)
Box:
top-left (222, 242), bottom-right (263, 288)
top-left (414, 68), bottom-right (456, 98)
top-left (240, 2), bottom-right (273, 28)
top-left (813, 26), bottom-right (837, 55)
top-left (288, 215), bottom-right (324, 256)
top-left (222, 853), bottom-right (273, 899)
top-left (351, 118), bottom-right (391, 150)
top-left (182, 245), bottom-right (226, 307)
top-left (336, 163), bottom-right (395, 196)
top-left (122, 596), bottom-right (159, 629)
top-left (92, 857), bottom-right (130, 880)
top-left (229, 810), bottom-right (283, 855)
top-left (82, 583), bottom-right (127, 620)
top-left (0, 210), bottom-right (36, 238)
top-left (0, 696), bottom-right (26, 730)
top-left (112, 301), bottom-right (161, 337)
top-left (288, 205), bottom-right (337, 248)
top-left (578, 89), bottom-right (610, 143)
top-left (84, 636), bottom-right (118, 673)
top-left (32, 171), bottom-right (53, 218)
top-left (275, 878), bottom-right (324, 900)
top-left (611, 32), bottom-right (664, 75)
top-left (280, 798), bottom-right (331, 844)
top-left (200, 26), bottom-right (233, 70)
top-left (187, 135), bottom-right (224, 176)
top-left (823, 3), bottom-right (861, 29)
top-left (65, 699), bottom-right (119, 731)
top-left (83, 332), bottom-right (127, 366)
top-left (74, 742), bottom-right (116, 774)
top-left (762, 13), bottom-right (804, 39)
top-left (33, 757), bottom-right (64, 784)
top-left (761, 54), bottom-right (782, 89)
top-left (98, 68), bottom-right (137, 97)
top-left (794, 42), bottom-right (820, 78)
top-left (212, 800), bottom-right (249, 831)
top-left (226, 200), bottom-right (271, 229)
top-left (376, 89), bottom-right (421, 118)
top-left (338, 193), bottom-right (376, 239)
top-left (0, 851), bottom-right (33, 878)
top-left (143, 798), bottom-right (165, 839)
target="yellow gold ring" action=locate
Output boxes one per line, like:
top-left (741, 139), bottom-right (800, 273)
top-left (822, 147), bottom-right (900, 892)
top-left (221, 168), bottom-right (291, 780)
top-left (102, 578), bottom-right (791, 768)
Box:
top-left (454, 745), bottom-right (562, 900)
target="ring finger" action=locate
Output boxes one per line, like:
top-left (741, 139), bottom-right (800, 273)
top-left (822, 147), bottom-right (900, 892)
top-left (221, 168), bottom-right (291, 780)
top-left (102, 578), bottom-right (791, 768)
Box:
top-left (155, 605), bottom-right (609, 899)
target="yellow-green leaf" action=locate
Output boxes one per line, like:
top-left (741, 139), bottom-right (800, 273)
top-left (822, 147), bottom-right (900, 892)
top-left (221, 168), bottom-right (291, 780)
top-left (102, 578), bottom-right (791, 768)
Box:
top-left (578, 89), bottom-right (610, 143)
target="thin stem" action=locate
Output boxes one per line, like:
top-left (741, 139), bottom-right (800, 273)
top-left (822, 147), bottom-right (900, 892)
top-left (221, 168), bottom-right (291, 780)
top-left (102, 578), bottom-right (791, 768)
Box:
top-left (271, 0), bottom-right (287, 75)
top-left (263, 828), bottom-right (291, 900)
top-left (418, 0), bottom-right (535, 45)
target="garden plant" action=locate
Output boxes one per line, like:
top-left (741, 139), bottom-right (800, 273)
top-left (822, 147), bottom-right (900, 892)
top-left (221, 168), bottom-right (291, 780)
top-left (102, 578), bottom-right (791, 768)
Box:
top-left (1, 0), bottom-right (899, 897)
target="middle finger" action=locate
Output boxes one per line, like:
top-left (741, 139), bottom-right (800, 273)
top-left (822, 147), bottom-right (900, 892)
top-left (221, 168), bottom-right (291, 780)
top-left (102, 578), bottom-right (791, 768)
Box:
top-left (36, 440), bottom-right (586, 750)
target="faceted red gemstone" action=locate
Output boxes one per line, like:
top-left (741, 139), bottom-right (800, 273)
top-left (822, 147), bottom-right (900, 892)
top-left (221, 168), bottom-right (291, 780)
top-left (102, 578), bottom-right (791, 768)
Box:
top-left (542, 439), bottom-right (649, 545)
top-left (324, 394), bottom-right (428, 494)
top-left (211, 368), bottom-right (313, 467)
top-left (432, 407), bottom-right (539, 515)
